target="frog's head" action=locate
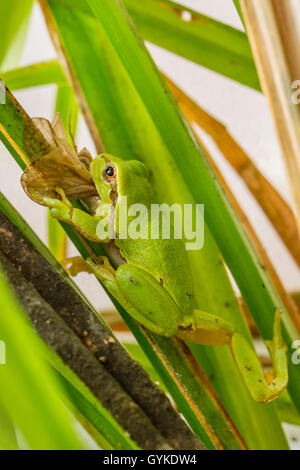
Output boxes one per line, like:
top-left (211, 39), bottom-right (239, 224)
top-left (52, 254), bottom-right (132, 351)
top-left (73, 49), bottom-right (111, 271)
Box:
top-left (90, 153), bottom-right (147, 204)
top-left (90, 153), bottom-right (122, 204)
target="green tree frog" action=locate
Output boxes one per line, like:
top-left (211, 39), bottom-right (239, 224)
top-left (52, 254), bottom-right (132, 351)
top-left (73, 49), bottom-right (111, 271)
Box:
top-left (42, 153), bottom-right (288, 403)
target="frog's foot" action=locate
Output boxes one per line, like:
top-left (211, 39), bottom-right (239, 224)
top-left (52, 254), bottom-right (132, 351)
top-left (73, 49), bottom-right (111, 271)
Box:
top-left (86, 256), bottom-right (116, 278)
top-left (43, 190), bottom-right (73, 223)
top-left (62, 255), bottom-right (116, 277)
top-left (62, 256), bottom-right (92, 276)
top-left (177, 309), bottom-right (288, 403)
top-left (232, 310), bottom-right (288, 403)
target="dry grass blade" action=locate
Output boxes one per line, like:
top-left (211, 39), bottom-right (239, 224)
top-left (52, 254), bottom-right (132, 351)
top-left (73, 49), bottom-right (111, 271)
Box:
top-left (239, 0), bottom-right (300, 234)
top-left (164, 74), bottom-right (300, 268)
top-left (293, 291), bottom-right (300, 312)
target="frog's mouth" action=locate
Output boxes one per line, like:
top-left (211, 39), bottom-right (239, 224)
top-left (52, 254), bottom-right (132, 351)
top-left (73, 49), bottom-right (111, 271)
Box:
top-left (82, 180), bottom-right (118, 218)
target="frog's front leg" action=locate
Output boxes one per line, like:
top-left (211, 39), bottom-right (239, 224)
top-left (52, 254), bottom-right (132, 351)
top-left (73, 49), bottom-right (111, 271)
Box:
top-left (86, 258), bottom-right (182, 337)
top-left (177, 310), bottom-right (288, 403)
top-left (43, 189), bottom-right (107, 243)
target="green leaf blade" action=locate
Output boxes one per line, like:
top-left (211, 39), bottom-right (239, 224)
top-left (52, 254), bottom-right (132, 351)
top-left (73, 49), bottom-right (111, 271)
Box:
top-left (124, 0), bottom-right (259, 90)
top-left (0, 268), bottom-right (85, 450)
top-left (0, 0), bottom-right (33, 71)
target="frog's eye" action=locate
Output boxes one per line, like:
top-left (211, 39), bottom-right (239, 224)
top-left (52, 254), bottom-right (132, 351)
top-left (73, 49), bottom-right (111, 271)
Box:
top-left (103, 165), bottom-right (117, 182)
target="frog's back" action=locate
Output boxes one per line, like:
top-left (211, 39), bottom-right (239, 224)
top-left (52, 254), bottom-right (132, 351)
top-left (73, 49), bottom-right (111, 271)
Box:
top-left (114, 159), bottom-right (194, 318)
top-left (116, 234), bottom-right (194, 319)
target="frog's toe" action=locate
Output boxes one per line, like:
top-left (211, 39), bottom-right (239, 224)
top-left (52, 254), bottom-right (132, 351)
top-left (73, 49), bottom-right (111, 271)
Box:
top-left (62, 256), bottom-right (91, 276)
top-left (43, 196), bottom-right (65, 209)
top-left (49, 201), bottom-right (72, 222)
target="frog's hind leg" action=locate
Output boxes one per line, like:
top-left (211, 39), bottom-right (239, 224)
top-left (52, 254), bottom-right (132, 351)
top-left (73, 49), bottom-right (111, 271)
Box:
top-left (177, 309), bottom-right (288, 403)
top-left (86, 259), bottom-right (182, 337)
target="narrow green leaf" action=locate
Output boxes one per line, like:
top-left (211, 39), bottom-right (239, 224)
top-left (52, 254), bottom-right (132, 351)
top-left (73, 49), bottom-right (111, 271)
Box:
top-left (0, 130), bottom-right (26, 171)
top-left (55, 83), bottom-right (79, 142)
top-left (0, 268), bottom-right (85, 449)
top-left (276, 392), bottom-right (300, 427)
top-left (0, 403), bottom-right (18, 450)
top-left (44, 345), bottom-right (140, 450)
top-left (0, 81), bottom-right (51, 164)
top-left (0, 0), bottom-right (33, 71)
top-left (233, 0), bottom-right (244, 26)
top-left (124, 342), bottom-right (165, 389)
top-left (47, 208), bottom-right (67, 260)
top-left (1, 59), bottom-right (65, 90)
top-left (40, 0), bottom-right (258, 90)
top-left (123, 0), bottom-right (259, 89)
